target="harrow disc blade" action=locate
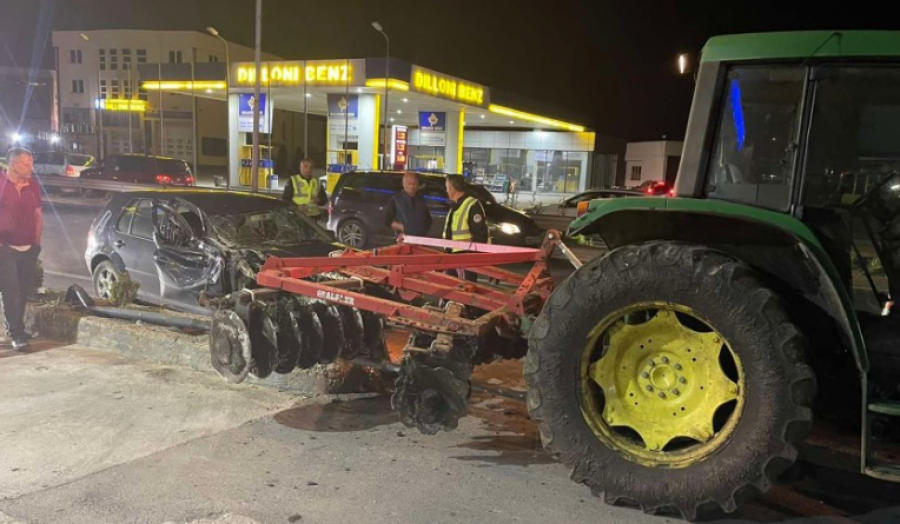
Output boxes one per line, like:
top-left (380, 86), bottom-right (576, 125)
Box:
top-left (338, 306), bottom-right (366, 360)
top-left (273, 299), bottom-right (302, 374)
top-left (209, 309), bottom-right (252, 384)
top-left (295, 301), bottom-right (323, 369)
top-left (248, 301), bottom-right (278, 379)
top-left (314, 303), bottom-right (344, 364)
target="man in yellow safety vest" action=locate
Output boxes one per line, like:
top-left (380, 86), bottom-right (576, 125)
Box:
top-left (283, 158), bottom-right (327, 219)
top-left (444, 174), bottom-right (490, 282)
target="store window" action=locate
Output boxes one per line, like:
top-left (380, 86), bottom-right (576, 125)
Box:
top-left (631, 165), bottom-right (643, 181)
top-left (461, 145), bottom-right (588, 195)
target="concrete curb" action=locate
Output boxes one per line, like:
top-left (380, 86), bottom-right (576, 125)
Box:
top-left (18, 304), bottom-right (388, 397)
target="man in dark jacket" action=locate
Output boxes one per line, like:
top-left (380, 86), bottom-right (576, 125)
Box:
top-left (384, 172), bottom-right (432, 238)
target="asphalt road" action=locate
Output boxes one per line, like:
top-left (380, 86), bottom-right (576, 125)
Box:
top-left (39, 202), bottom-right (100, 293)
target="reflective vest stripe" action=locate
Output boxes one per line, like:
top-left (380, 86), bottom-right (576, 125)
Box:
top-left (291, 175), bottom-right (320, 215)
top-left (444, 196), bottom-right (479, 251)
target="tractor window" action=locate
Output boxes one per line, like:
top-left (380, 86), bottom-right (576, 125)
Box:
top-left (802, 67), bottom-right (900, 208)
top-left (706, 66), bottom-right (805, 211)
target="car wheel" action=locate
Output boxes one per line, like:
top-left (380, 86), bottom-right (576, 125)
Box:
top-left (92, 260), bottom-right (121, 300)
top-left (338, 219), bottom-right (368, 248)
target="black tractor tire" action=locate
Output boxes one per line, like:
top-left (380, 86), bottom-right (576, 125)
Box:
top-left (525, 241), bottom-right (816, 519)
top-left (337, 219), bottom-right (369, 249)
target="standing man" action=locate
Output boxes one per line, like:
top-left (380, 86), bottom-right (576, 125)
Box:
top-left (444, 174), bottom-right (490, 282)
top-left (0, 147), bottom-right (43, 351)
top-left (283, 158), bottom-right (327, 220)
top-left (384, 172), bottom-right (432, 239)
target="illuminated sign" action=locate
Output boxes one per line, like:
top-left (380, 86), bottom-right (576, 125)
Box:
top-left (410, 65), bottom-right (489, 108)
top-left (95, 99), bottom-right (147, 112)
top-left (232, 60), bottom-right (365, 87)
top-left (392, 125), bottom-right (408, 169)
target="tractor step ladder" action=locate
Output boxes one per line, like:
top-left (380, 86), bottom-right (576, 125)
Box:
top-left (862, 392), bottom-right (900, 482)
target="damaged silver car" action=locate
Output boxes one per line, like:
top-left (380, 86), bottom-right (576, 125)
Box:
top-left (85, 189), bottom-right (343, 315)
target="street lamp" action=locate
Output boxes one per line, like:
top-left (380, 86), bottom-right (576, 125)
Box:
top-left (372, 21), bottom-right (390, 170)
top-left (207, 26), bottom-right (232, 191)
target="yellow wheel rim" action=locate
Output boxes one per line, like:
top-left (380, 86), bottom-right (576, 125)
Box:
top-left (580, 304), bottom-right (744, 468)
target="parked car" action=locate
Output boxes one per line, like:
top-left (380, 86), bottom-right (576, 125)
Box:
top-left (80, 155), bottom-right (195, 186)
top-left (525, 188), bottom-right (643, 217)
top-left (85, 189), bottom-right (341, 315)
top-left (326, 171), bottom-right (544, 249)
top-left (637, 179), bottom-right (674, 196)
top-left (32, 151), bottom-right (95, 177)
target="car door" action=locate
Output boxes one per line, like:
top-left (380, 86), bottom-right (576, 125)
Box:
top-left (151, 199), bottom-right (224, 314)
top-left (109, 198), bottom-right (162, 300)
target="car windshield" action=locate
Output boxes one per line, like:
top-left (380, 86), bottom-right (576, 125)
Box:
top-left (210, 206), bottom-right (328, 247)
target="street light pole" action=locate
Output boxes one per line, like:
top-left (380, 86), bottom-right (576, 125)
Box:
top-left (372, 21), bottom-right (389, 170)
top-left (207, 26), bottom-right (231, 191)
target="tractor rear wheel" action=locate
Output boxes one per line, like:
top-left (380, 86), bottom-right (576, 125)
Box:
top-left (525, 242), bottom-right (816, 519)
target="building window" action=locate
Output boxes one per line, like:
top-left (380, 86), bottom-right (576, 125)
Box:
top-left (72, 79), bottom-right (84, 93)
top-left (111, 79), bottom-right (120, 98)
top-left (124, 80), bottom-right (132, 99)
top-left (138, 86), bottom-right (148, 101)
top-left (168, 50), bottom-right (183, 63)
top-left (100, 79), bottom-right (107, 99)
top-left (99, 49), bottom-right (106, 70)
top-left (69, 49), bottom-right (82, 64)
top-left (630, 165), bottom-right (643, 181)
top-left (137, 49), bottom-right (147, 63)
top-left (123, 48), bottom-right (131, 56)
top-left (208, 55), bottom-right (219, 63)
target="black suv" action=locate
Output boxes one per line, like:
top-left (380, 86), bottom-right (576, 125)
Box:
top-left (85, 189), bottom-right (341, 315)
top-left (80, 155), bottom-right (195, 186)
top-left (326, 171), bottom-right (544, 249)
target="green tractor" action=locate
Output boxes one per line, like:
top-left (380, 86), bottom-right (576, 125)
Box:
top-left (527, 31), bottom-right (900, 518)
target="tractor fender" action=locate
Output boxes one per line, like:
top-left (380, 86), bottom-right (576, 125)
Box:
top-left (571, 199), bottom-right (868, 373)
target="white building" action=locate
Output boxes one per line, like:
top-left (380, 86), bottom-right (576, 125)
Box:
top-left (52, 30), bottom-right (269, 169)
top-left (625, 140), bottom-right (684, 187)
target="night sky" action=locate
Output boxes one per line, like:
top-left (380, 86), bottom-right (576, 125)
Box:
top-left (0, 0), bottom-right (896, 140)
